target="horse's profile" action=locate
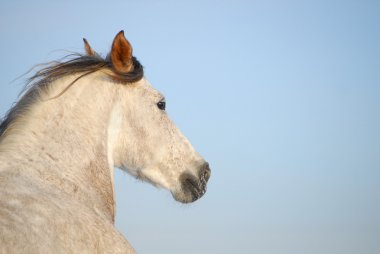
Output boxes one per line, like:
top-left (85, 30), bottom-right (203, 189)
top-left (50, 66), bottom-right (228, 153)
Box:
top-left (0, 31), bottom-right (210, 253)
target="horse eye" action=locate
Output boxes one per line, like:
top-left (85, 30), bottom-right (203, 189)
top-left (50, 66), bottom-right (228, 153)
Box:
top-left (157, 100), bottom-right (166, 110)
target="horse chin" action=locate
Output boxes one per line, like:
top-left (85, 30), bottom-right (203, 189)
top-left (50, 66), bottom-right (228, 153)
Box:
top-left (172, 191), bottom-right (202, 204)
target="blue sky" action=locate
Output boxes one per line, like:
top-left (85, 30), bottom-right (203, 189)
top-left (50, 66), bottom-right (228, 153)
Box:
top-left (1, 1), bottom-right (379, 253)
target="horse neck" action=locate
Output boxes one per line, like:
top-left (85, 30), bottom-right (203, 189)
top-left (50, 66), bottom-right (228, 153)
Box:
top-left (0, 73), bottom-right (117, 222)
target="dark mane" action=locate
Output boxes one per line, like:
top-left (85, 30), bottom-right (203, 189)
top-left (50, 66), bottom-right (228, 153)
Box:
top-left (0, 53), bottom-right (144, 138)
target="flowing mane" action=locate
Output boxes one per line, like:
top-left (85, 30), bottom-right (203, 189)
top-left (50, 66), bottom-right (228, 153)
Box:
top-left (0, 53), bottom-right (144, 138)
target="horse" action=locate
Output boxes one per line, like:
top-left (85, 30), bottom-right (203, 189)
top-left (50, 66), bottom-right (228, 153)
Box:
top-left (0, 31), bottom-right (211, 253)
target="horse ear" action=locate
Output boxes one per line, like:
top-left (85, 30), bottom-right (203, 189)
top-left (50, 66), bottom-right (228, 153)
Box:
top-left (83, 38), bottom-right (95, 56)
top-left (110, 30), bottom-right (133, 73)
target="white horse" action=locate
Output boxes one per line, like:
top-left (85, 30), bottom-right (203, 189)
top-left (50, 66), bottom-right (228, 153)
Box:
top-left (0, 31), bottom-right (210, 253)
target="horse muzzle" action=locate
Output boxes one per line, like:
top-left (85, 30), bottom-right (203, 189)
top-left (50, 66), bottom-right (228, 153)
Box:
top-left (174, 162), bottom-right (211, 203)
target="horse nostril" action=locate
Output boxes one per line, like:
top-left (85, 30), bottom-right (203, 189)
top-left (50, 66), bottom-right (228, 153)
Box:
top-left (201, 162), bottom-right (211, 182)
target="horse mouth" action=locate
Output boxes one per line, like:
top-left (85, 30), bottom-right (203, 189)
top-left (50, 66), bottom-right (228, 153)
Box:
top-left (184, 177), bottom-right (205, 202)
top-left (174, 171), bottom-right (209, 203)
